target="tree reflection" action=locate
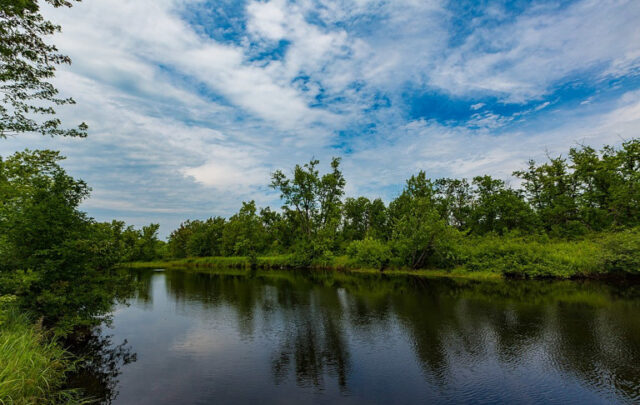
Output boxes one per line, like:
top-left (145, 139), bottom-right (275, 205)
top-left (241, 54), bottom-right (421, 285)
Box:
top-left (87, 268), bottom-right (640, 403)
top-left (66, 329), bottom-right (137, 404)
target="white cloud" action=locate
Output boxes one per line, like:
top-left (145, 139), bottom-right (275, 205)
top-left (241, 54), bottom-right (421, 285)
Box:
top-left (428, 0), bottom-right (640, 101)
top-left (343, 89), bottom-right (640, 197)
top-left (2, 0), bottom-right (638, 237)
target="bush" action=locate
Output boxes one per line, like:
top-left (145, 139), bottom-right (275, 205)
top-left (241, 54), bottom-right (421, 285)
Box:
top-left (600, 228), bottom-right (640, 275)
top-left (346, 238), bottom-right (391, 269)
top-left (459, 235), bottom-right (603, 278)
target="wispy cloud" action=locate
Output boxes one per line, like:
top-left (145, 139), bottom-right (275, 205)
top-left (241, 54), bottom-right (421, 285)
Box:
top-left (1, 0), bottom-right (639, 237)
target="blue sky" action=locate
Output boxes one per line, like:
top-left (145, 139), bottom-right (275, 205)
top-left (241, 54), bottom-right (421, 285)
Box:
top-left (2, 0), bottom-right (640, 237)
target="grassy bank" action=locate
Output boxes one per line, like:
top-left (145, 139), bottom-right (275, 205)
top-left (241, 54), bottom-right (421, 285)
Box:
top-left (124, 230), bottom-right (640, 280)
top-left (123, 258), bottom-right (502, 281)
top-left (0, 297), bottom-right (83, 405)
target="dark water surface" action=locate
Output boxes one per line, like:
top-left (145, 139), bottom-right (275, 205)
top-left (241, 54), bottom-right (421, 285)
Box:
top-left (77, 268), bottom-right (640, 404)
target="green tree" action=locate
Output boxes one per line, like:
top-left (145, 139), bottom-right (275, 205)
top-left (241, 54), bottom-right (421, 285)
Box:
top-left (270, 158), bottom-right (345, 261)
top-left (184, 217), bottom-right (225, 257)
top-left (259, 207), bottom-right (292, 253)
top-left (342, 196), bottom-right (389, 243)
top-left (342, 196), bottom-right (371, 242)
top-left (434, 178), bottom-right (472, 229)
top-left (167, 221), bottom-right (194, 258)
top-left (514, 156), bottom-right (582, 235)
top-left (569, 140), bottom-right (640, 229)
top-left (1, 0), bottom-right (87, 138)
top-left (221, 201), bottom-right (265, 258)
top-left (389, 172), bottom-right (459, 269)
top-left (469, 175), bottom-right (537, 235)
top-left (0, 150), bottom-right (129, 334)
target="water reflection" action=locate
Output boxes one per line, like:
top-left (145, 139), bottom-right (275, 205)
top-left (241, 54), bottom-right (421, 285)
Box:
top-left (66, 330), bottom-right (137, 404)
top-left (82, 268), bottom-right (640, 404)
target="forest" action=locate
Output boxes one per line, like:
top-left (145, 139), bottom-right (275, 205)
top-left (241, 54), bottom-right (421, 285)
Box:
top-left (137, 139), bottom-right (640, 279)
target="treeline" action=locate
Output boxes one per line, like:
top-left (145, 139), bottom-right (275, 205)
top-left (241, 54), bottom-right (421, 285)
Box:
top-left (159, 139), bottom-right (639, 277)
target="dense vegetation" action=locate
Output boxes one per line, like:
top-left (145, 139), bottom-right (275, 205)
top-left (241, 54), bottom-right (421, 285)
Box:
top-left (153, 140), bottom-right (640, 278)
top-left (0, 150), bottom-right (153, 335)
top-left (0, 2), bottom-right (145, 402)
top-left (0, 149), bottom-right (150, 403)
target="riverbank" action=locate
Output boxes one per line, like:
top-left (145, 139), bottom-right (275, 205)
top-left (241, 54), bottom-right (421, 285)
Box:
top-left (123, 229), bottom-right (640, 280)
top-left (123, 258), bottom-right (502, 281)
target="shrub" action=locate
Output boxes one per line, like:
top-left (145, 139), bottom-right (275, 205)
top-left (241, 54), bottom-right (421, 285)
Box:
top-left (346, 238), bottom-right (391, 269)
top-left (459, 235), bottom-right (603, 278)
top-left (600, 228), bottom-right (640, 275)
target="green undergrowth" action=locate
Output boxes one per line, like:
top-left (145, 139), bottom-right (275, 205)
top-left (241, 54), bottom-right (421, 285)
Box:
top-left (124, 230), bottom-right (640, 280)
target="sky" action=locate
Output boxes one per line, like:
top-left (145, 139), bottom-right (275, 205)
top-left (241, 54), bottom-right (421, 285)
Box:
top-left (2, 0), bottom-right (640, 238)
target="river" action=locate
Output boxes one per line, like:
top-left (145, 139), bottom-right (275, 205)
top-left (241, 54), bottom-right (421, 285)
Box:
top-left (73, 268), bottom-right (640, 404)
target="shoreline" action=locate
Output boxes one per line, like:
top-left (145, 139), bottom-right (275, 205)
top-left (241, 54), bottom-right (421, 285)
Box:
top-left (120, 257), bottom-right (636, 282)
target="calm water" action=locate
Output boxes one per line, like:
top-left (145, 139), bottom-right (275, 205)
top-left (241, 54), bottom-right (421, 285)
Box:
top-left (75, 268), bottom-right (640, 404)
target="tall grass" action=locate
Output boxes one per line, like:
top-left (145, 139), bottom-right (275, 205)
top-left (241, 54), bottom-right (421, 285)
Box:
top-left (0, 305), bottom-right (84, 404)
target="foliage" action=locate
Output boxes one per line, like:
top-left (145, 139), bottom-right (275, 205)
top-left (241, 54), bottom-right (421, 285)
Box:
top-left (221, 201), bottom-right (265, 259)
top-left (0, 150), bottom-right (133, 334)
top-left (457, 234), bottom-right (604, 278)
top-left (346, 238), bottom-right (390, 269)
top-left (468, 175), bottom-right (538, 234)
top-left (0, 0), bottom-right (87, 138)
top-left (119, 222), bottom-right (164, 262)
top-left (0, 297), bottom-right (84, 404)
top-left (270, 157), bottom-right (345, 257)
top-left (342, 197), bottom-right (389, 242)
top-left (155, 140), bottom-right (639, 278)
top-left (168, 218), bottom-right (224, 258)
top-left (514, 139), bottom-right (640, 235)
top-left (599, 228), bottom-right (640, 274)
top-left (388, 172), bottom-right (461, 269)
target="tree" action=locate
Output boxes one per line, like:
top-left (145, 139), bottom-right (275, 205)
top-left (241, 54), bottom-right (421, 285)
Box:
top-left (569, 140), bottom-right (640, 229)
top-left (185, 217), bottom-right (225, 257)
top-left (434, 178), bottom-right (472, 229)
top-left (259, 207), bottom-right (291, 253)
top-left (514, 155), bottom-right (582, 235)
top-left (342, 197), bottom-right (371, 242)
top-left (1, 0), bottom-right (87, 138)
top-left (168, 221), bottom-right (195, 258)
top-left (469, 175), bottom-right (537, 235)
top-left (367, 198), bottom-right (389, 240)
top-left (221, 201), bottom-right (265, 258)
top-left (389, 172), bottom-right (459, 269)
top-left (0, 150), bottom-right (129, 334)
top-left (342, 197), bottom-right (389, 243)
top-left (270, 158), bottom-right (345, 255)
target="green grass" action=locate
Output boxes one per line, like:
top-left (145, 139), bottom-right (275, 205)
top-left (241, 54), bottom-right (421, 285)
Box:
top-left (124, 254), bottom-right (295, 270)
top-left (123, 255), bottom-right (502, 281)
top-left (0, 306), bottom-right (85, 405)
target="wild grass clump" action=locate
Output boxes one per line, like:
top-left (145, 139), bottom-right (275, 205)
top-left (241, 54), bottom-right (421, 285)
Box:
top-left (0, 297), bottom-right (83, 404)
